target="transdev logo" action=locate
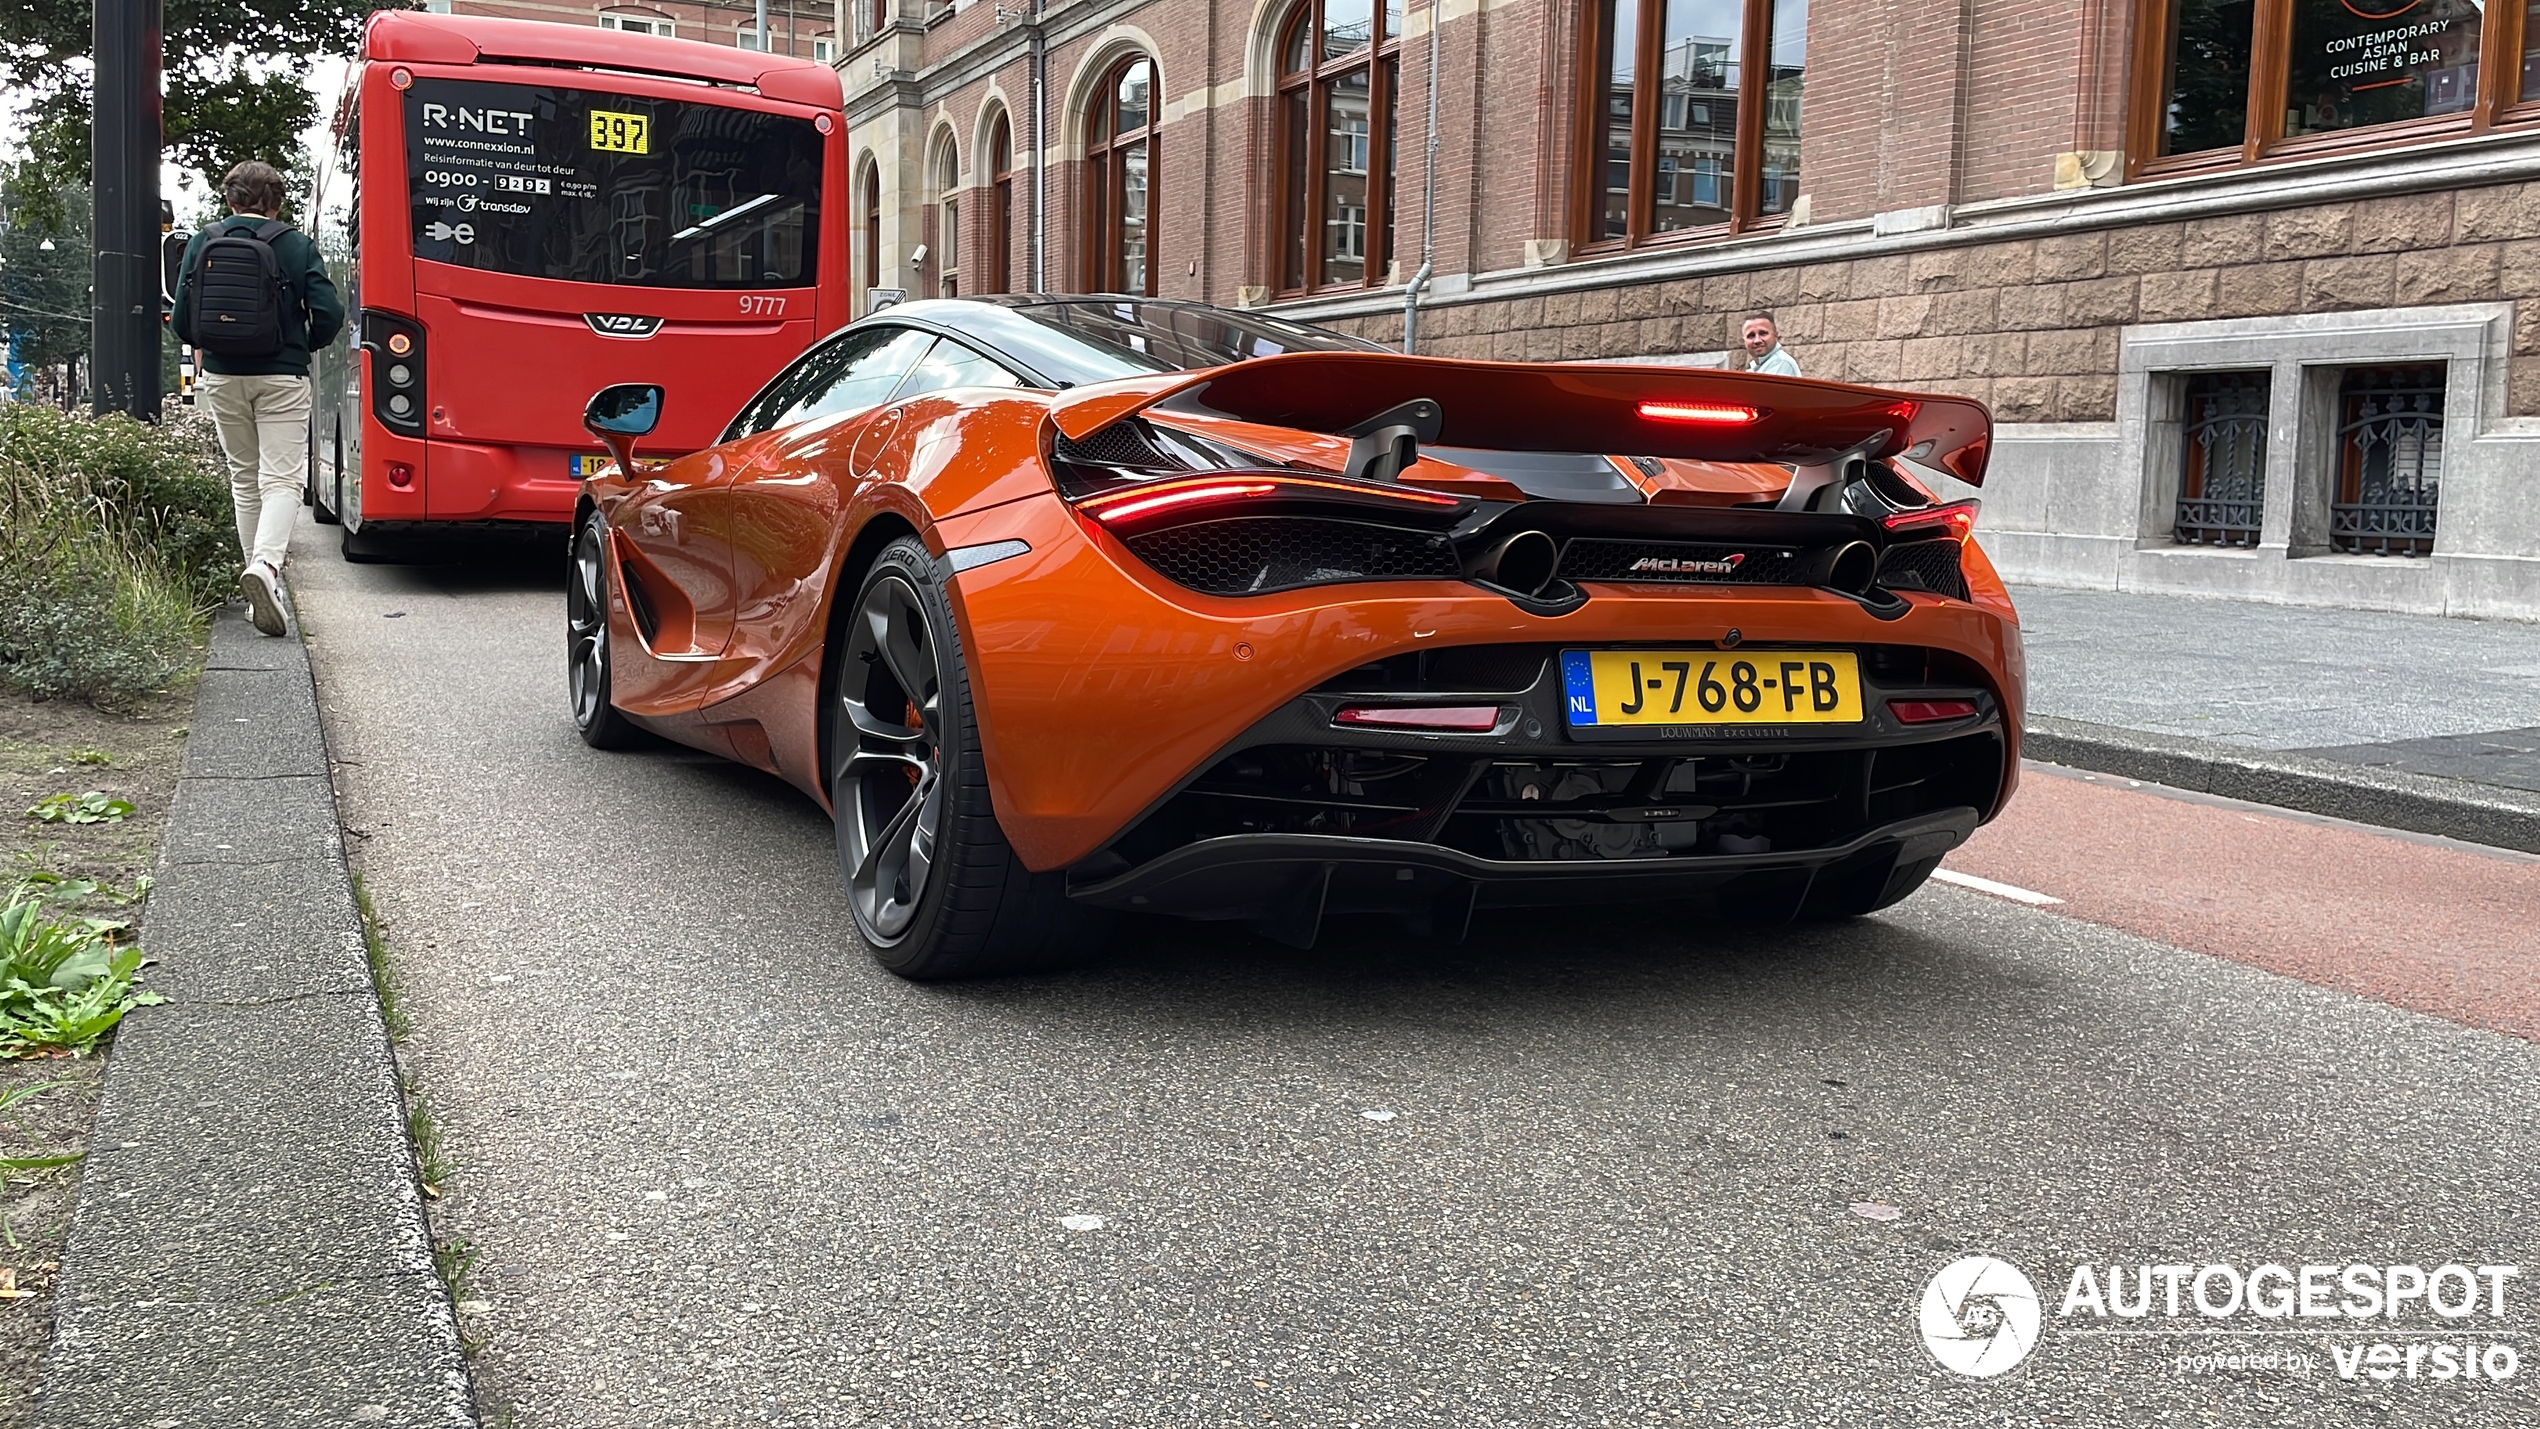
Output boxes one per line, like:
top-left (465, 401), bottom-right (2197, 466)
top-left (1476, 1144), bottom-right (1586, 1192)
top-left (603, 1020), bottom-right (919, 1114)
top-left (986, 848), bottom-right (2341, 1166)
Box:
top-left (1922, 1256), bottom-right (2043, 1378)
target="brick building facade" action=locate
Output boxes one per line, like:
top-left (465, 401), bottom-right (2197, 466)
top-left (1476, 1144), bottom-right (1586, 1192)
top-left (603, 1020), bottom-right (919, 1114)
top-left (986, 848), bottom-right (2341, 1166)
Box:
top-left (466, 0), bottom-right (2540, 617)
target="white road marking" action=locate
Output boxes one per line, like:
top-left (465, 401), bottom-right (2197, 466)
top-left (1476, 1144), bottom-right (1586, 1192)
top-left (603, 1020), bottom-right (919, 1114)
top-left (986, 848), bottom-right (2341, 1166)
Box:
top-left (1931, 868), bottom-right (2065, 906)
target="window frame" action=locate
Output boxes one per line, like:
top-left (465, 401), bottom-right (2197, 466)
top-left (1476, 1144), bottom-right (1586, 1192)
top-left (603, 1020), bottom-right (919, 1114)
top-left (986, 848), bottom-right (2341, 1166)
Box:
top-left (597, 10), bottom-right (674, 38)
top-left (1571, 0), bottom-right (1792, 254)
top-left (1084, 55), bottom-right (1161, 296)
top-left (986, 113), bottom-right (1015, 294)
top-left (1271, 1), bottom-right (1402, 297)
top-left (934, 139), bottom-right (961, 299)
top-left (2126, 0), bottom-right (2536, 179)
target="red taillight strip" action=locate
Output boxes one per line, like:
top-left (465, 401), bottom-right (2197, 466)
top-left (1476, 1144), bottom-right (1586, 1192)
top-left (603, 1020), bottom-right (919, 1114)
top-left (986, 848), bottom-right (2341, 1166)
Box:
top-left (1334, 704), bottom-right (1505, 733)
top-left (1883, 498), bottom-right (1980, 543)
top-left (1638, 399), bottom-right (1762, 425)
top-left (1076, 472), bottom-right (1464, 524)
top-left (1888, 698), bottom-right (1980, 725)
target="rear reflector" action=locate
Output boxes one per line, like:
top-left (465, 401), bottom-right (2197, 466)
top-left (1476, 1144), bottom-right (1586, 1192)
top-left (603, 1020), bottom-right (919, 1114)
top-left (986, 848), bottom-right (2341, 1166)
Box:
top-left (1638, 400), bottom-right (1760, 425)
top-left (1334, 704), bottom-right (1504, 733)
top-left (1888, 698), bottom-right (1979, 725)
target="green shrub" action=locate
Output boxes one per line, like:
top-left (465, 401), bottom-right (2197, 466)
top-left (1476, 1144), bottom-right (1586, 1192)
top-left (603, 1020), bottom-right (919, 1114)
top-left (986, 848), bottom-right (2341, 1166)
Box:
top-left (0, 403), bottom-right (226, 708)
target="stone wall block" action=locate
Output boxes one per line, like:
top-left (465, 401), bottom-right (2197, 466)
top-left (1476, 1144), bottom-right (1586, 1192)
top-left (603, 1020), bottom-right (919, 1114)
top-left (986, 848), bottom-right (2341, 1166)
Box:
top-left (2138, 267), bottom-right (2222, 322)
top-left (2498, 240), bottom-right (2540, 298)
top-left (1795, 262), bottom-right (1852, 303)
top-left (1851, 254), bottom-right (1912, 298)
top-left (2105, 223), bottom-right (2185, 276)
top-left (2351, 192), bottom-right (2455, 253)
top-left (1508, 295), bottom-right (1545, 331)
top-left (1822, 297), bottom-right (1883, 341)
top-left (2393, 245), bottom-right (2502, 305)
top-left (1964, 242), bottom-right (2037, 287)
top-left (1617, 284), bottom-right (1664, 320)
top-left (1774, 303), bottom-right (1826, 343)
top-left (2060, 374), bottom-right (2117, 422)
top-left (1582, 287), bottom-right (1624, 325)
top-left (2515, 298), bottom-right (2540, 356)
top-left (1961, 331), bottom-right (2028, 377)
top-left (1898, 335), bottom-right (1964, 382)
top-left (1908, 249), bottom-right (1963, 290)
top-left (2511, 357), bottom-right (2540, 418)
top-left (1946, 376), bottom-right (1992, 407)
top-left (1639, 315), bottom-right (1689, 354)
top-left (1542, 290), bottom-right (1583, 326)
top-left (1702, 273), bottom-right (1752, 314)
top-left (2034, 232), bottom-right (2109, 281)
top-left (1991, 375), bottom-right (2055, 421)
top-left (1845, 338), bottom-right (1904, 385)
top-left (1996, 283), bottom-right (2067, 330)
top-left (2024, 325), bottom-right (2114, 374)
top-left (1876, 293), bottom-right (1936, 338)
top-left (2182, 212), bottom-right (2266, 268)
top-left (1928, 288), bottom-right (2000, 335)
top-left (2456, 182), bottom-right (2540, 243)
top-left (2302, 253), bottom-right (2397, 310)
top-left (2263, 204), bottom-right (2354, 260)
top-left (2062, 276), bottom-right (2140, 326)
top-left (1748, 265), bottom-right (1801, 306)
top-left (1490, 329), bottom-right (1525, 361)
top-left (2214, 263), bottom-right (2284, 317)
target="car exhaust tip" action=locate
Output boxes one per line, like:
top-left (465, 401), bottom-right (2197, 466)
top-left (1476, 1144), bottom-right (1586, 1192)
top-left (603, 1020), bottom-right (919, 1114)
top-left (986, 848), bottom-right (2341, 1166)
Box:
top-left (1825, 540), bottom-right (1878, 595)
top-left (1480, 530), bottom-right (1560, 597)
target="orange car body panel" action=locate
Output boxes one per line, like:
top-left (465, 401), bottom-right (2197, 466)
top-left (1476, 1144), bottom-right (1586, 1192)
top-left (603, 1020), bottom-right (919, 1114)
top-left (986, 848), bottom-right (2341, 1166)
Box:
top-left (582, 356), bottom-right (2023, 873)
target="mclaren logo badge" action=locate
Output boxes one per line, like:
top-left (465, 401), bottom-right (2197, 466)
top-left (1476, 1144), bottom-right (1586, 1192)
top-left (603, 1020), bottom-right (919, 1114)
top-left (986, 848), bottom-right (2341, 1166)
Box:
top-left (586, 313), bottom-right (664, 338)
top-left (1630, 552), bottom-right (1746, 575)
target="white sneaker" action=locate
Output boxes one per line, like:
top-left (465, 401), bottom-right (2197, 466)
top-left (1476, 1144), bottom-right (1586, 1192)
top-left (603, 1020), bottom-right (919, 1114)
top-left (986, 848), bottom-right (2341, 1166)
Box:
top-left (240, 561), bottom-right (287, 636)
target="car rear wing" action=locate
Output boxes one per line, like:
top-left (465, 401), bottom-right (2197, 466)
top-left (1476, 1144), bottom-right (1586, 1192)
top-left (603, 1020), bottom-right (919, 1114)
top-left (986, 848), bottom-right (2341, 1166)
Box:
top-left (1046, 352), bottom-right (1993, 487)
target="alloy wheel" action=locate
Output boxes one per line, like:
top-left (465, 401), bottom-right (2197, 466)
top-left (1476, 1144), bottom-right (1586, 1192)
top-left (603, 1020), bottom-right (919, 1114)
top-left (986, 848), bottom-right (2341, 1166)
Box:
top-left (567, 522), bottom-right (610, 728)
top-left (837, 574), bottom-right (945, 942)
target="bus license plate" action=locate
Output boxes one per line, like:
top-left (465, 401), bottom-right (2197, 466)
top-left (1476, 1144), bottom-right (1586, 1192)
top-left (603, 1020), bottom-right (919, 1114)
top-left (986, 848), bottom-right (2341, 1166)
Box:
top-left (1562, 649), bottom-right (1862, 727)
top-left (569, 453), bottom-right (615, 478)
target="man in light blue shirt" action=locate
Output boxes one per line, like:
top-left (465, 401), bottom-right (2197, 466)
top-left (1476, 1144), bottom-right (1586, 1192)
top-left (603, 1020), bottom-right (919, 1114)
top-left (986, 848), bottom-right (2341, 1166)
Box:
top-left (1741, 313), bottom-right (1802, 377)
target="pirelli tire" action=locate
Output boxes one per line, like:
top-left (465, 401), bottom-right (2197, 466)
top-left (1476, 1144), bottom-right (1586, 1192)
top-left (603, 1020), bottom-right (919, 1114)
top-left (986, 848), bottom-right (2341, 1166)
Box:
top-left (829, 537), bottom-right (1109, 979)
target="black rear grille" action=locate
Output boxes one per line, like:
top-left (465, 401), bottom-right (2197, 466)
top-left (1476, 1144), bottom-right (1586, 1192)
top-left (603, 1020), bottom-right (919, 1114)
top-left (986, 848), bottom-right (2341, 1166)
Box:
top-left (1557, 539), bottom-right (1812, 585)
top-left (1054, 421), bottom-right (1173, 468)
top-left (1122, 517), bottom-right (1460, 596)
top-left (1876, 538), bottom-right (1968, 600)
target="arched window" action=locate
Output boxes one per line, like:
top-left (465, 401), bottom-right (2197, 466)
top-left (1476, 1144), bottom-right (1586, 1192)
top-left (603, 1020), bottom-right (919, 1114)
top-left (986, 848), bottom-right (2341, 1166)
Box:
top-left (1085, 56), bottom-right (1157, 295)
top-left (985, 112), bottom-right (1015, 294)
top-left (859, 161), bottom-right (881, 309)
top-left (1275, 0), bottom-right (1399, 294)
top-left (933, 139), bottom-right (961, 298)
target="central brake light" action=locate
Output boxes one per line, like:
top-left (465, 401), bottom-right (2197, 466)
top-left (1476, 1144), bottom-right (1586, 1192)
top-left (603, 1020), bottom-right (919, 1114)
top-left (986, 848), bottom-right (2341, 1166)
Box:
top-left (1883, 498), bottom-right (1980, 543)
top-left (1638, 400), bottom-right (1761, 425)
top-left (1334, 705), bottom-right (1504, 732)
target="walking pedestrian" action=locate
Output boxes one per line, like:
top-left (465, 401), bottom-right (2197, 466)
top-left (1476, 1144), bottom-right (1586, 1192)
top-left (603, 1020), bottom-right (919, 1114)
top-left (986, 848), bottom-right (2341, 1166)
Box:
top-left (1740, 313), bottom-right (1802, 377)
top-left (172, 161), bottom-right (345, 636)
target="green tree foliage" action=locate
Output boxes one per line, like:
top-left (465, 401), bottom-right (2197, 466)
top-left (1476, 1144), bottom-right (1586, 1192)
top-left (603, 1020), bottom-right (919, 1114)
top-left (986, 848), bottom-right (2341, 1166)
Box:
top-left (0, 0), bottom-right (416, 213)
top-left (0, 175), bottom-right (92, 381)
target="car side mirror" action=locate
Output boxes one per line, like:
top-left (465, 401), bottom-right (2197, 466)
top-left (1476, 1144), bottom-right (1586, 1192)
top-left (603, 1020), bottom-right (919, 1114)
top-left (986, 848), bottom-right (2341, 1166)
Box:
top-left (582, 383), bottom-right (664, 476)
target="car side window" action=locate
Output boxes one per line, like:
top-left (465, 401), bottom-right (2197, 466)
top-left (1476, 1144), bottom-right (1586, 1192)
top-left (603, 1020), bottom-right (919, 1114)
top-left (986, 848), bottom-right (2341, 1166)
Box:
top-left (726, 332), bottom-right (861, 442)
top-left (888, 338), bottom-right (1026, 402)
top-left (774, 326), bottom-right (937, 430)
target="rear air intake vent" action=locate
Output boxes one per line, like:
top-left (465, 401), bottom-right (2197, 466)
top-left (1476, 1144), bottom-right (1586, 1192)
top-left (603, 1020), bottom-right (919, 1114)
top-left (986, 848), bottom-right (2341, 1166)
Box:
top-left (1874, 538), bottom-right (1968, 600)
top-left (1122, 517), bottom-right (1460, 596)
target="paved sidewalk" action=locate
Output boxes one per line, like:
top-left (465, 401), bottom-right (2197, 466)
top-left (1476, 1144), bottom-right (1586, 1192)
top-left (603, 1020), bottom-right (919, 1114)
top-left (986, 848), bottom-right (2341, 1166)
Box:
top-left (39, 608), bottom-right (473, 1429)
top-left (2010, 583), bottom-right (2540, 850)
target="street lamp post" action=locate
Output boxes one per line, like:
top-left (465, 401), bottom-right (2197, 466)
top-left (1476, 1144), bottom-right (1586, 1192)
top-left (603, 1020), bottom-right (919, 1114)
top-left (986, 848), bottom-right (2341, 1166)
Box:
top-left (91, 0), bottom-right (164, 421)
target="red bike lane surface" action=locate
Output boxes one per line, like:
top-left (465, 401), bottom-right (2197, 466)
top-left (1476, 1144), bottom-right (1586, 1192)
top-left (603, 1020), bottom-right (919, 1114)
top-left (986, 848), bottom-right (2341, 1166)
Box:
top-left (1944, 764), bottom-right (2540, 1044)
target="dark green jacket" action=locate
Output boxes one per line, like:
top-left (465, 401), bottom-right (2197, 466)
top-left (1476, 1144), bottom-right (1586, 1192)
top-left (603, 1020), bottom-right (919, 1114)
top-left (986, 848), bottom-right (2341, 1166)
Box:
top-left (171, 215), bottom-right (347, 378)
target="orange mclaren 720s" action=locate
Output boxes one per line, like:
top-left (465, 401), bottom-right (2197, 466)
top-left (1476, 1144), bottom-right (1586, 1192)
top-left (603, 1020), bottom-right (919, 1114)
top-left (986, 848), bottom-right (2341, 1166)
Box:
top-left (567, 296), bottom-right (2022, 978)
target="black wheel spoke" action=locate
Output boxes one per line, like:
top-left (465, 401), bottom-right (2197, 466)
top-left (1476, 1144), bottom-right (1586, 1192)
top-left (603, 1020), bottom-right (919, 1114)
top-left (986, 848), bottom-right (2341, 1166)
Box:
top-left (838, 571), bottom-right (948, 943)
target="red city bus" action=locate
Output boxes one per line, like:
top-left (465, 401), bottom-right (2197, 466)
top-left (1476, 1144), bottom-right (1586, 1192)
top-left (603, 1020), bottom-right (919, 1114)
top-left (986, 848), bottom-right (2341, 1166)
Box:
top-left (307, 11), bottom-right (847, 558)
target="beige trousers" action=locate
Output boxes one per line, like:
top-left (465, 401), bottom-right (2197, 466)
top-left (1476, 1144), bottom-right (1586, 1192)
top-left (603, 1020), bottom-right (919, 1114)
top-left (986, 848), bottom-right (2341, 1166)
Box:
top-left (203, 372), bottom-right (312, 570)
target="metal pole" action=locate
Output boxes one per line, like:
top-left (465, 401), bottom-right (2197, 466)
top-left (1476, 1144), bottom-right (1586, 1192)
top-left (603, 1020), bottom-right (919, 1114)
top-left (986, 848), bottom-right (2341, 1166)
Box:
top-left (91, 0), bottom-right (164, 420)
top-left (1029, 0), bottom-right (1046, 294)
top-left (755, 0), bottom-right (767, 48)
top-left (1401, 0), bottom-right (1441, 354)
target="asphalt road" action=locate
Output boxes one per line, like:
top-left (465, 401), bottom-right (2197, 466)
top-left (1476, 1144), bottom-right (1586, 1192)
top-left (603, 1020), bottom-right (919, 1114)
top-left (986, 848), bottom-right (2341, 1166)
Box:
top-left (290, 519), bottom-right (2540, 1429)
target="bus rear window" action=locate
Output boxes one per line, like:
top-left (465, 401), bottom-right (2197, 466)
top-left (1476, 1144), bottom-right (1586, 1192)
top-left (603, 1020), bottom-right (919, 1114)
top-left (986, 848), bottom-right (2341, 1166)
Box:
top-left (404, 77), bottom-right (821, 290)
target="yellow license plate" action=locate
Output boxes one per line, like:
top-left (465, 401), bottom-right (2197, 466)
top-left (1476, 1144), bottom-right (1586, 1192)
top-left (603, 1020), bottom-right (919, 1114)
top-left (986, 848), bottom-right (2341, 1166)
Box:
top-left (1561, 649), bottom-right (1863, 727)
top-left (589, 110), bottom-right (651, 154)
top-left (569, 453), bottom-right (616, 477)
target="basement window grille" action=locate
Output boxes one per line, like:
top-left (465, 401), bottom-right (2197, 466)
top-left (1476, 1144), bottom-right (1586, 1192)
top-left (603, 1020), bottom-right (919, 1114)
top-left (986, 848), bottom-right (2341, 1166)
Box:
top-left (2174, 371), bottom-right (2268, 548)
top-left (2331, 365), bottom-right (2443, 557)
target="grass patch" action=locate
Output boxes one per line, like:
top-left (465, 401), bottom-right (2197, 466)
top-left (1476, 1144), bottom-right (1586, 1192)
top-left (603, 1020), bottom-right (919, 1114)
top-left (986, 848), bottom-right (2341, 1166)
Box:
top-left (0, 402), bottom-right (234, 711)
top-left (408, 1088), bottom-right (453, 1194)
top-left (350, 871), bottom-right (408, 1042)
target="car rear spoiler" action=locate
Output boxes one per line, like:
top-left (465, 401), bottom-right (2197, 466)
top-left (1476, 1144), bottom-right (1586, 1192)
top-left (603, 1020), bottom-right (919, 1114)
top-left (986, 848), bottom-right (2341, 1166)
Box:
top-left (1047, 352), bottom-right (1992, 487)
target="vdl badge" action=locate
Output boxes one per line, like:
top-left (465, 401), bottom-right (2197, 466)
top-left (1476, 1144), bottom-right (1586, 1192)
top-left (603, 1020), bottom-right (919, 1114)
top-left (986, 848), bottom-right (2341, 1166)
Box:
top-left (589, 110), bottom-right (650, 155)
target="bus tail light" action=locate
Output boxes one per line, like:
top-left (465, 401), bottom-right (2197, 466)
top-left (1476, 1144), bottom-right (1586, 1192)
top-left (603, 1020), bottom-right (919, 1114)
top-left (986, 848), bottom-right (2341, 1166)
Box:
top-left (386, 463), bottom-right (415, 490)
top-left (363, 312), bottom-right (427, 438)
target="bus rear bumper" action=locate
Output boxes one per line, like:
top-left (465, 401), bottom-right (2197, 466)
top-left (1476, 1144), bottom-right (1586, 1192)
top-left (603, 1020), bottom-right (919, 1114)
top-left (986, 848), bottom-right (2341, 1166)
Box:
top-left (421, 440), bottom-right (627, 522)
